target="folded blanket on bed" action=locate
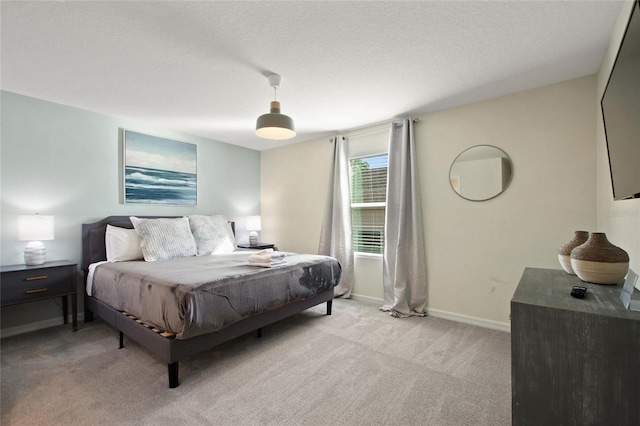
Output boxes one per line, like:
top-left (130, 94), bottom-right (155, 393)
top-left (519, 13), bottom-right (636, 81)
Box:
top-left (248, 259), bottom-right (287, 268)
top-left (248, 249), bottom-right (287, 267)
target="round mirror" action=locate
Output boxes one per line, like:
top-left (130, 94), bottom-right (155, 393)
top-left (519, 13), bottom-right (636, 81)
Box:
top-left (449, 145), bottom-right (513, 201)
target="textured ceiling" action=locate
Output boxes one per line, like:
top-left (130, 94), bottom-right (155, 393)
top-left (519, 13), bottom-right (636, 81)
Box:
top-left (0, 1), bottom-right (625, 151)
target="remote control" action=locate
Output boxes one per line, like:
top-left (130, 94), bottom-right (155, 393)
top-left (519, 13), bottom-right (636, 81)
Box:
top-left (571, 286), bottom-right (587, 299)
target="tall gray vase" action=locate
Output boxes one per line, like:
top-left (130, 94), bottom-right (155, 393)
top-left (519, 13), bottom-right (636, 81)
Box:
top-left (570, 232), bottom-right (629, 285)
top-left (557, 231), bottom-right (589, 275)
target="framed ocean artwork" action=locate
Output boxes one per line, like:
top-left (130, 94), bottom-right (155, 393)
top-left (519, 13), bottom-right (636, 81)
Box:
top-left (123, 130), bottom-right (197, 205)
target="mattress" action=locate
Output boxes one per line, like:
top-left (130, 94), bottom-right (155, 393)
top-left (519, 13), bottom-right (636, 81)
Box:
top-left (89, 251), bottom-right (341, 339)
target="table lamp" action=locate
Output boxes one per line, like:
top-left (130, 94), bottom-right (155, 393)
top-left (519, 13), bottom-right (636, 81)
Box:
top-left (246, 216), bottom-right (261, 246)
top-left (18, 214), bottom-right (54, 265)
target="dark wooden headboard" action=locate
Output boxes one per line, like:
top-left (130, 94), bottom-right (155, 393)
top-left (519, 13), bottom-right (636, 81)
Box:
top-left (81, 216), bottom-right (235, 271)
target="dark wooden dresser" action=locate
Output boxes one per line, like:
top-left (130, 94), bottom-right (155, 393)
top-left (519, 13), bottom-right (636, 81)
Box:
top-left (511, 267), bottom-right (640, 426)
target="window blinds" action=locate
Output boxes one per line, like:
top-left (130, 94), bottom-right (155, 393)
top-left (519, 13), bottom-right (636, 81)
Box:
top-left (350, 154), bottom-right (388, 254)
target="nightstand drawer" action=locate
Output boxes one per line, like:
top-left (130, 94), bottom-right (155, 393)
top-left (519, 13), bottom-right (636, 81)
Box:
top-left (1, 266), bottom-right (74, 305)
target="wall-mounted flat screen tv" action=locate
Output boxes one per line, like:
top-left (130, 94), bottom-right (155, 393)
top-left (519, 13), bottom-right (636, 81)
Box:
top-left (601, 0), bottom-right (640, 200)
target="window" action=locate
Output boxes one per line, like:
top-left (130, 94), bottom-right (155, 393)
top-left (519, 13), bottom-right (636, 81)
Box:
top-left (350, 154), bottom-right (388, 254)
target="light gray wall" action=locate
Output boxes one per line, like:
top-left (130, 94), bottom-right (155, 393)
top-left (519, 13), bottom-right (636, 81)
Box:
top-left (0, 91), bottom-right (261, 334)
top-left (596, 0), bottom-right (640, 276)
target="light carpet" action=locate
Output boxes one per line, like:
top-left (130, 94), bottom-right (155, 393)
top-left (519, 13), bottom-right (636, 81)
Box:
top-left (1, 299), bottom-right (511, 425)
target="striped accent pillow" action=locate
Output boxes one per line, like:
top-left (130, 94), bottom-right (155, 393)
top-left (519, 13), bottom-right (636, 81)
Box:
top-left (130, 217), bottom-right (197, 261)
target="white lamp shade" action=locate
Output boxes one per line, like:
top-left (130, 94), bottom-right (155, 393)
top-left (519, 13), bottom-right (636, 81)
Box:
top-left (18, 215), bottom-right (55, 241)
top-left (246, 216), bottom-right (262, 232)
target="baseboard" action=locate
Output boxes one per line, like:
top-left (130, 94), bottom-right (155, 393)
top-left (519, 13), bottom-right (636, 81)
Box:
top-left (350, 293), bottom-right (384, 305)
top-left (350, 293), bottom-right (511, 333)
top-left (427, 308), bottom-right (511, 333)
top-left (1, 314), bottom-right (84, 339)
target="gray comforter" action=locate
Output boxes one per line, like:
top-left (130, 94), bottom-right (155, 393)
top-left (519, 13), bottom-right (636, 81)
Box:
top-left (91, 252), bottom-right (341, 339)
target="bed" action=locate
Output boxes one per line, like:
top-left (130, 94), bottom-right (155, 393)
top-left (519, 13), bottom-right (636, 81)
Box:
top-left (81, 215), bottom-right (341, 388)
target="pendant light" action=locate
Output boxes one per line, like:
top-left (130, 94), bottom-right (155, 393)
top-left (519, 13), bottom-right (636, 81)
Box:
top-left (255, 74), bottom-right (296, 140)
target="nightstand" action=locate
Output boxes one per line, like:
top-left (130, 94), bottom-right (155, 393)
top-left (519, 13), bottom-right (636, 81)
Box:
top-left (1, 260), bottom-right (78, 331)
top-left (237, 243), bottom-right (275, 250)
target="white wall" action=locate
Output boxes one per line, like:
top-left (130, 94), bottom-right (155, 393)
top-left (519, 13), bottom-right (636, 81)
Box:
top-left (420, 76), bottom-right (597, 326)
top-left (1, 91), bottom-right (261, 334)
top-left (260, 137), bottom-right (332, 254)
top-left (261, 75), bottom-right (598, 327)
top-left (596, 0), bottom-right (640, 277)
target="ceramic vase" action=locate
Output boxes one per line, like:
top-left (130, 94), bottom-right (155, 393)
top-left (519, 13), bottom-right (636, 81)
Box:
top-left (570, 232), bottom-right (629, 285)
top-left (557, 231), bottom-right (589, 275)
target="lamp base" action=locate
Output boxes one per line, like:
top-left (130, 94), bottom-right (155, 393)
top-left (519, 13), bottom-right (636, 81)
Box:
top-left (249, 232), bottom-right (258, 246)
top-left (24, 241), bottom-right (46, 266)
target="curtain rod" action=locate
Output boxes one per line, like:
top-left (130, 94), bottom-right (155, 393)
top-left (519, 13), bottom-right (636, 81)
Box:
top-left (329, 118), bottom-right (419, 141)
top-left (393, 118), bottom-right (419, 127)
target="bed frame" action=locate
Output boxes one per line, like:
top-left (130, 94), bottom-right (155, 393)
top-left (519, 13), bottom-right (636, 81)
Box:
top-left (81, 216), bottom-right (334, 388)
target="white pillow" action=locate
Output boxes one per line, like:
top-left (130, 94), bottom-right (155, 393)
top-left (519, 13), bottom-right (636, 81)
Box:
top-left (105, 225), bottom-right (143, 262)
top-left (188, 215), bottom-right (236, 255)
top-left (130, 216), bottom-right (197, 261)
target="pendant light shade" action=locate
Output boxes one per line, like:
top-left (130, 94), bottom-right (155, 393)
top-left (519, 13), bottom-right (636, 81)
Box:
top-left (255, 74), bottom-right (296, 140)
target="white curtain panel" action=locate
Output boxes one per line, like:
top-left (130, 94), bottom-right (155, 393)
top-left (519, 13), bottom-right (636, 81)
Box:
top-left (382, 119), bottom-right (427, 317)
top-left (319, 136), bottom-right (355, 298)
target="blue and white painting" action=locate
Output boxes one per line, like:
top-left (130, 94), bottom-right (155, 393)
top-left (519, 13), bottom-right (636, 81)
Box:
top-left (123, 130), bottom-right (197, 205)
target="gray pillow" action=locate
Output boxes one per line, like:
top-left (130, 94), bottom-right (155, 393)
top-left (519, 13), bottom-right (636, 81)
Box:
top-left (130, 216), bottom-right (197, 261)
top-left (188, 215), bottom-right (236, 255)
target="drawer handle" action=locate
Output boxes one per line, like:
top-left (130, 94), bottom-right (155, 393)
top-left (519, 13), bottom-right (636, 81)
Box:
top-left (25, 288), bottom-right (49, 294)
top-left (25, 275), bottom-right (48, 281)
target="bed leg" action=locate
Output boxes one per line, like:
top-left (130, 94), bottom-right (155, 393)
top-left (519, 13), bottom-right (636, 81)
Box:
top-left (84, 291), bottom-right (95, 322)
top-left (256, 328), bottom-right (262, 338)
top-left (168, 362), bottom-right (179, 388)
top-left (119, 331), bottom-right (124, 349)
top-left (327, 300), bottom-right (333, 316)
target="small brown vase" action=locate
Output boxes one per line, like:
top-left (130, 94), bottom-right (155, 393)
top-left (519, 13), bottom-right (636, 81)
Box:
top-left (557, 231), bottom-right (589, 275)
top-left (570, 232), bottom-right (629, 285)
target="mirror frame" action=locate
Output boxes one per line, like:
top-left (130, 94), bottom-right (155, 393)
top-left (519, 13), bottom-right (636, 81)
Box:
top-left (449, 145), bottom-right (513, 201)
